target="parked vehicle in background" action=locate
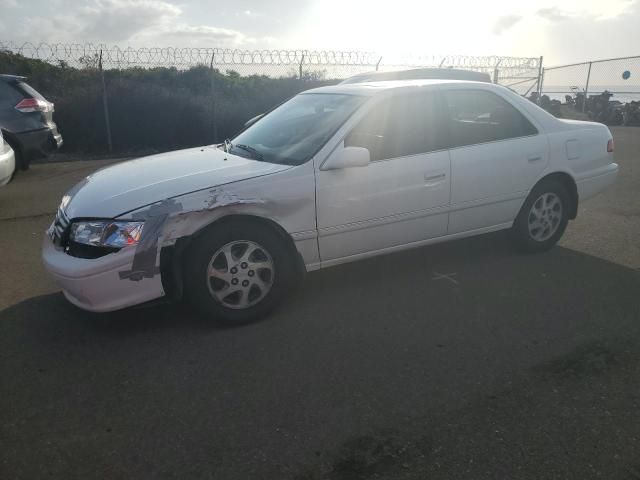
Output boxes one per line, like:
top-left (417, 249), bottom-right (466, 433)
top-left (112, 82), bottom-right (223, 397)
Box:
top-left (339, 68), bottom-right (492, 85)
top-left (0, 74), bottom-right (62, 170)
top-left (0, 129), bottom-right (15, 186)
top-left (242, 68), bottom-right (493, 129)
top-left (43, 80), bottom-right (618, 326)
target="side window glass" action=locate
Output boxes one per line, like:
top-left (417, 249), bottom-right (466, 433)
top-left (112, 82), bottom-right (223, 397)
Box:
top-left (444, 90), bottom-right (538, 148)
top-left (345, 92), bottom-right (442, 161)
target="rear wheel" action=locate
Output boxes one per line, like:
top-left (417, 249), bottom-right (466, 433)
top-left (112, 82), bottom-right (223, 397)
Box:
top-left (510, 179), bottom-right (570, 253)
top-left (184, 221), bottom-right (297, 326)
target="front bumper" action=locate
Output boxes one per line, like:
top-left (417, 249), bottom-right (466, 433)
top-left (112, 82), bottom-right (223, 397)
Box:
top-left (0, 142), bottom-right (15, 186)
top-left (42, 233), bottom-right (165, 312)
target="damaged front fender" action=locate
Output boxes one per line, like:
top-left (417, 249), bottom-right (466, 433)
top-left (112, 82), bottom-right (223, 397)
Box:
top-left (115, 161), bottom-right (319, 285)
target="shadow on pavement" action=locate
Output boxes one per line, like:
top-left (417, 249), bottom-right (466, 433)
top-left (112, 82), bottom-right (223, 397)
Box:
top-left (1, 231), bottom-right (639, 479)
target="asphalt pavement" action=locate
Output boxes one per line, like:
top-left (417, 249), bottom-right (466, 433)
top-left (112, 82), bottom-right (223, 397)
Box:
top-left (0, 128), bottom-right (639, 479)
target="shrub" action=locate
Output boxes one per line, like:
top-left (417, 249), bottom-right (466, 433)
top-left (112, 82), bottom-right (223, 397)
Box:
top-left (0, 51), bottom-right (335, 155)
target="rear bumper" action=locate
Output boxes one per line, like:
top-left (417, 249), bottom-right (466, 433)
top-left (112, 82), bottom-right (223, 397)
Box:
top-left (41, 233), bottom-right (165, 312)
top-left (15, 126), bottom-right (62, 160)
top-left (0, 142), bottom-right (15, 186)
top-left (576, 163), bottom-right (619, 201)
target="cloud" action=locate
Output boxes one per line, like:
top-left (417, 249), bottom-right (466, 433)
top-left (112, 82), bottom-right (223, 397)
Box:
top-left (537, 1), bottom-right (637, 22)
top-left (537, 6), bottom-right (573, 22)
top-left (78, 0), bottom-right (181, 41)
top-left (140, 24), bottom-right (278, 47)
top-left (21, 0), bottom-right (181, 43)
top-left (12, 0), bottom-right (276, 47)
top-left (492, 14), bottom-right (522, 34)
top-left (167, 25), bottom-right (248, 44)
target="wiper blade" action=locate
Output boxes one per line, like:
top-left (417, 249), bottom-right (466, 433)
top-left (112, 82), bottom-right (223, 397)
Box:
top-left (234, 143), bottom-right (264, 161)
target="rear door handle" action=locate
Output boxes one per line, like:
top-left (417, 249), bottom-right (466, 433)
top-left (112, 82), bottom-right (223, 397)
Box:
top-left (528, 155), bottom-right (543, 162)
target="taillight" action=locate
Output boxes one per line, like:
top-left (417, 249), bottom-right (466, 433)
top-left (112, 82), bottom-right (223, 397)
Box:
top-left (15, 97), bottom-right (52, 113)
top-left (607, 139), bottom-right (614, 153)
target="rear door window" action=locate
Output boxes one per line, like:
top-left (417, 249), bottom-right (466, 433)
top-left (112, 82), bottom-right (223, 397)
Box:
top-left (0, 81), bottom-right (25, 108)
top-left (16, 82), bottom-right (47, 101)
top-left (345, 91), bottom-right (445, 161)
top-left (443, 89), bottom-right (538, 148)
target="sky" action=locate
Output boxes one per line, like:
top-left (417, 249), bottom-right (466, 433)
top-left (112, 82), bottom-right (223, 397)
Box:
top-left (0, 0), bottom-right (638, 65)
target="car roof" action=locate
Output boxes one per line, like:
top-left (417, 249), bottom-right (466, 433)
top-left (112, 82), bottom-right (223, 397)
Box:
top-left (0, 74), bottom-right (27, 83)
top-left (339, 68), bottom-right (492, 85)
top-left (302, 79), bottom-right (497, 96)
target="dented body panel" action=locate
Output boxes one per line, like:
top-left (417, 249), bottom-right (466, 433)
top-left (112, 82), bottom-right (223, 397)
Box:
top-left (42, 149), bottom-right (319, 311)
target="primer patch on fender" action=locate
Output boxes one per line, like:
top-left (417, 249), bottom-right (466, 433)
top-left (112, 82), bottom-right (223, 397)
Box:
top-left (119, 198), bottom-right (182, 281)
top-left (203, 188), bottom-right (265, 209)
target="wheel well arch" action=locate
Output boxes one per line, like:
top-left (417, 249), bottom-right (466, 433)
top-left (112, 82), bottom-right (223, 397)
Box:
top-left (161, 214), bottom-right (304, 301)
top-left (191, 214), bottom-right (297, 250)
top-left (534, 171), bottom-right (578, 219)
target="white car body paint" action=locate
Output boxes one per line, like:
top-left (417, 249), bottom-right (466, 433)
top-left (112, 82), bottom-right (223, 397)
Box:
top-left (0, 132), bottom-right (16, 186)
top-left (63, 145), bottom-right (292, 219)
top-left (42, 79), bottom-right (619, 312)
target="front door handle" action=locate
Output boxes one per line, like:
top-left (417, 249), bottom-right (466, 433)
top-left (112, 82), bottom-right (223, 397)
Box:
top-left (528, 155), bottom-right (543, 162)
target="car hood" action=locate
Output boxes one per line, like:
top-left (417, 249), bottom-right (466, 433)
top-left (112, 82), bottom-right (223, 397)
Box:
top-left (63, 146), bottom-right (292, 218)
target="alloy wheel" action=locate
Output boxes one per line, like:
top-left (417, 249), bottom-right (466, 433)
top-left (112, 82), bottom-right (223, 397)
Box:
top-left (207, 240), bottom-right (275, 309)
top-left (527, 192), bottom-right (563, 242)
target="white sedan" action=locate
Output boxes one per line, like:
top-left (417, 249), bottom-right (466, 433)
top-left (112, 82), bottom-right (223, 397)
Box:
top-left (42, 80), bottom-right (618, 325)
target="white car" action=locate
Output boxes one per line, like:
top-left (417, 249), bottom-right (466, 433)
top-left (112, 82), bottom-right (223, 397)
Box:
top-left (42, 80), bottom-right (618, 325)
top-left (0, 129), bottom-right (16, 186)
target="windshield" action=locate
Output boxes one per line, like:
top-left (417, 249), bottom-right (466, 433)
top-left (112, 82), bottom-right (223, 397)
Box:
top-left (229, 93), bottom-right (366, 165)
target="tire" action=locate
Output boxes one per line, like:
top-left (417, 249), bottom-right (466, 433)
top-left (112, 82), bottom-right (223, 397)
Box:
top-left (184, 220), bottom-right (297, 326)
top-left (510, 179), bottom-right (571, 253)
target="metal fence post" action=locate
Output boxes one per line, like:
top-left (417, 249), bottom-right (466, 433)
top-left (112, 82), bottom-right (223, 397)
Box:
top-left (493, 59), bottom-right (502, 84)
top-left (536, 56), bottom-right (544, 103)
top-left (375, 56), bottom-right (382, 71)
top-left (583, 61), bottom-right (593, 113)
top-left (98, 49), bottom-right (113, 153)
top-left (210, 52), bottom-right (218, 143)
top-left (299, 54), bottom-right (305, 81)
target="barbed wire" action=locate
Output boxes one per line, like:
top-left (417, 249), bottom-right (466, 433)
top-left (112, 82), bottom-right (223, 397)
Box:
top-left (0, 41), bottom-right (539, 71)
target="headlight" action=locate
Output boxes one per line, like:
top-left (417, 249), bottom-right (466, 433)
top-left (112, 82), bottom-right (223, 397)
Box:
top-left (69, 221), bottom-right (144, 248)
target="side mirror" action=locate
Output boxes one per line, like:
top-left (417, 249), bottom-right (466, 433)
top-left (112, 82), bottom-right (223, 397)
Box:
top-left (244, 113), bottom-right (264, 128)
top-left (322, 146), bottom-right (370, 170)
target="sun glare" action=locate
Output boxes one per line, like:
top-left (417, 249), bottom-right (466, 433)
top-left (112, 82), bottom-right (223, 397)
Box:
top-left (288, 0), bottom-right (635, 60)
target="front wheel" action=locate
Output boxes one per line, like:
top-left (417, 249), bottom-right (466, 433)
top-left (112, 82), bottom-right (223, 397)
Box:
top-left (184, 221), bottom-right (297, 326)
top-left (510, 179), bottom-right (570, 253)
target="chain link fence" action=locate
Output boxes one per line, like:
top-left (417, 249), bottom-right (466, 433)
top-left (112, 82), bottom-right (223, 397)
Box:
top-left (541, 56), bottom-right (640, 105)
top-left (0, 41), bottom-right (542, 154)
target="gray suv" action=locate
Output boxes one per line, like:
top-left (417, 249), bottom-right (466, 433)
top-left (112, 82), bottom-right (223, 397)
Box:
top-left (0, 74), bottom-right (63, 170)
